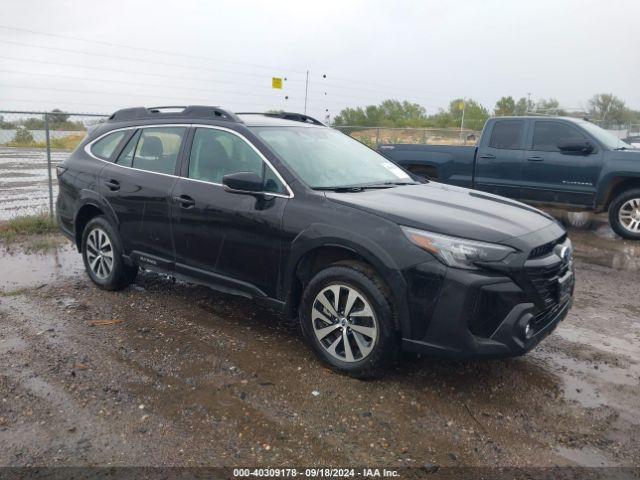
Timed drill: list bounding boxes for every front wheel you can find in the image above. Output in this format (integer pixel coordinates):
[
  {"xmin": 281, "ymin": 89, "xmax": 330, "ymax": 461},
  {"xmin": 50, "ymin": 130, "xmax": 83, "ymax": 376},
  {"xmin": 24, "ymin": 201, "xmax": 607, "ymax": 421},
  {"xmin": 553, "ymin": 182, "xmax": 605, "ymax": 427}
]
[
  {"xmin": 299, "ymin": 262, "xmax": 399, "ymax": 378},
  {"xmin": 609, "ymin": 189, "xmax": 640, "ymax": 240},
  {"xmin": 81, "ymin": 216, "xmax": 137, "ymax": 290}
]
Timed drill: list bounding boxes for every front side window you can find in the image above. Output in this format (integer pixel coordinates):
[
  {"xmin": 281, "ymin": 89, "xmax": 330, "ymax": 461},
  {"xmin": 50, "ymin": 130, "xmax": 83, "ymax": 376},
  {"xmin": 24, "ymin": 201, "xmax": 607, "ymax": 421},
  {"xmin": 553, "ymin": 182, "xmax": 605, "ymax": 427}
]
[
  {"xmin": 251, "ymin": 127, "xmax": 413, "ymax": 189},
  {"xmin": 91, "ymin": 130, "xmax": 127, "ymax": 160},
  {"xmin": 131, "ymin": 127, "xmax": 186, "ymax": 175},
  {"xmin": 533, "ymin": 122, "xmax": 586, "ymax": 152},
  {"xmin": 188, "ymin": 128, "xmax": 285, "ymax": 193},
  {"xmin": 489, "ymin": 120, "xmax": 524, "ymax": 150}
]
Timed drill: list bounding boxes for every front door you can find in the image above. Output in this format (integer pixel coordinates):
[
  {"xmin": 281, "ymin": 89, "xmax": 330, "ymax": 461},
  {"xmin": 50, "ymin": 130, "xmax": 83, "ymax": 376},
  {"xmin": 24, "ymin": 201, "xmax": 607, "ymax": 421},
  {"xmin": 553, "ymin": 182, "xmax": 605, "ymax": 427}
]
[
  {"xmin": 520, "ymin": 120, "xmax": 602, "ymax": 206},
  {"xmin": 474, "ymin": 119, "xmax": 526, "ymax": 198},
  {"xmin": 171, "ymin": 126, "xmax": 290, "ymax": 299},
  {"xmin": 100, "ymin": 126, "xmax": 187, "ymax": 268}
]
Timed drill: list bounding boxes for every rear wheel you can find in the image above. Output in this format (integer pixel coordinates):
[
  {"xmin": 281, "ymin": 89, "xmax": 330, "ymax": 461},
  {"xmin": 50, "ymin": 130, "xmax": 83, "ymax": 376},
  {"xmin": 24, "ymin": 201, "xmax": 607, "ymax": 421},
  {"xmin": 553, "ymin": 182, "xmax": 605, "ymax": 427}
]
[
  {"xmin": 81, "ymin": 216, "xmax": 137, "ymax": 290},
  {"xmin": 299, "ymin": 262, "xmax": 399, "ymax": 378},
  {"xmin": 609, "ymin": 189, "xmax": 640, "ymax": 240}
]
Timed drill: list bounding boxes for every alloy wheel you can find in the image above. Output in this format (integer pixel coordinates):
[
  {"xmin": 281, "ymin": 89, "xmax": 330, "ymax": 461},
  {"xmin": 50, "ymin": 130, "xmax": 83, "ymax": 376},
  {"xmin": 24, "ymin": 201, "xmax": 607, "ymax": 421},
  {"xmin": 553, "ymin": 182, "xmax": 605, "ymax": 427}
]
[
  {"xmin": 86, "ymin": 227, "xmax": 114, "ymax": 279},
  {"xmin": 618, "ymin": 198, "xmax": 640, "ymax": 233},
  {"xmin": 311, "ymin": 284, "xmax": 378, "ymax": 363}
]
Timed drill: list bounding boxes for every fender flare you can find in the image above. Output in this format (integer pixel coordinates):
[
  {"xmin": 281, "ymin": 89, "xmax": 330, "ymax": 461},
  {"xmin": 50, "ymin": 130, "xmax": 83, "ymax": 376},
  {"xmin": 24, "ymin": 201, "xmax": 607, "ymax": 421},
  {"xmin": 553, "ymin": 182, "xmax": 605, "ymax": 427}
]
[
  {"xmin": 73, "ymin": 190, "xmax": 120, "ymax": 248},
  {"xmin": 282, "ymin": 223, "xmax": 410, "ymax": 335}
]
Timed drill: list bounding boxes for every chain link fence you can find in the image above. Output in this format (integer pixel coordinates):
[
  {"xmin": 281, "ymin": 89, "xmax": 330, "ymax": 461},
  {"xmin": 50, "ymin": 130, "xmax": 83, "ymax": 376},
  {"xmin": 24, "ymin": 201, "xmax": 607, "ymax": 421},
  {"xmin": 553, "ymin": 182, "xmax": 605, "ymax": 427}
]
[
  {"xmin": 0, "ymin": 110, "xmax": 108, "ymax": 221},
  {"xmin": 0, "ymin": 112, "xmax": 480, "ymax": 222},
  {"xmin": 333, "ymin": 126, "xmax": 481, "ymax": 148}
]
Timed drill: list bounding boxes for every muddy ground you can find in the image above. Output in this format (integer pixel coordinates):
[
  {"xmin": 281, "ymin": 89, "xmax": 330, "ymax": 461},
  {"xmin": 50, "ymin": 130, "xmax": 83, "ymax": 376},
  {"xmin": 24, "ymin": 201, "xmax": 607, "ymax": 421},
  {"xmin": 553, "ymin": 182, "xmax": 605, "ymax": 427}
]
[{"xmin": 0, "ymin": 219, "xmax": 639, "ymax": 470}]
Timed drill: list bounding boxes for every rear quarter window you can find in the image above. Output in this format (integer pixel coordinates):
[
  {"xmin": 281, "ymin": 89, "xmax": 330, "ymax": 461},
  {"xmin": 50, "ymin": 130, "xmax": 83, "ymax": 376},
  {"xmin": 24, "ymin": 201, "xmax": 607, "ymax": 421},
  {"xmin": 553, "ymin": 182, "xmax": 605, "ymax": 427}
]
[{"xmin": 90, "ymin": 130, "xmax": 127, "ymax": 160}]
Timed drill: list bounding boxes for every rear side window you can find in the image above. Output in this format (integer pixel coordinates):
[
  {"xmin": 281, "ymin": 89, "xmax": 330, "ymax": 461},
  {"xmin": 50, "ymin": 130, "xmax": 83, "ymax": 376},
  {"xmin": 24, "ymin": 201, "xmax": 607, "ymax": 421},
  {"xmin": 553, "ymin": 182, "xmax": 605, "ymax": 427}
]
[
  {"xmin": 116, "ymin": 129, "xmax": 140, "ymax": 167},
  {"xmin": 131, "ymin": 127, "xmax": 186, "ymax": 175},
  {"xmin": 91, "ymin": 130, "xmax": 127, "ymax": 160},
  {"xmin": 489, "ymin": 120, "xmax": 524, "ymax": 149},
  {"xmin": 533, "ymin": 122, "xmax": 586, "ymax": 151}
]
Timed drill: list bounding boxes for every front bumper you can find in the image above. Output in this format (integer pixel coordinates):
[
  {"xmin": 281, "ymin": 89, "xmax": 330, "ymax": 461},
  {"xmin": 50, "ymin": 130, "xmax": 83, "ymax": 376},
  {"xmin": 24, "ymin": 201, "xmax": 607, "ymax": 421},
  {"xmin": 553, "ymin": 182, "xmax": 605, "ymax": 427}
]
[{"xmin": 400, "ymin": 245, "xmax": 574, "ymax": 359}]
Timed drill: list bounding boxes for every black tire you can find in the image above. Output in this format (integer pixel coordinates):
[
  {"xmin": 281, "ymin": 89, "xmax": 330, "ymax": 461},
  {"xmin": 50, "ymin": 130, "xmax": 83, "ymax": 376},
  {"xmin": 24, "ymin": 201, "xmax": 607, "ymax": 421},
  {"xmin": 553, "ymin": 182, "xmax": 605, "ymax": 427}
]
[
  {"xmin": 81, "ymin": 216, "xmax": 137, "ymax": 290},
  {"xmin": 609, "ymin": 188, "xmax": 640, "ymax": 240},
  {"xmin": 299, "ymin": 261, "xmax": 399, "ymax": 378}
]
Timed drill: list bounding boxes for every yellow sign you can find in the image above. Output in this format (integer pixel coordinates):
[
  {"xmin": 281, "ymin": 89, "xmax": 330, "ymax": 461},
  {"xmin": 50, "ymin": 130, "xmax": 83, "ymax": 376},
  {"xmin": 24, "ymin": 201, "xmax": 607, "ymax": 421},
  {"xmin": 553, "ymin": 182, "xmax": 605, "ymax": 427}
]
[
  {"xmin": 458, "ymin": 101, "xmax": 465, "ymax": 110},
  {"xmin": 272, "ymin": 77, "xmax": 283, "ymax": 89}
]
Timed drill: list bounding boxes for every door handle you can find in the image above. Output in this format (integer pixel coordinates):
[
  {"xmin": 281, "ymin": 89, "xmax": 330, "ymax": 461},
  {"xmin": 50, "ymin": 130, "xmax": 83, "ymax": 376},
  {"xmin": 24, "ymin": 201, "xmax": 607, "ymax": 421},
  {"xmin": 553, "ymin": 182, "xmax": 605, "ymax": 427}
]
[
  {"xmin": 104, "ymin": 179, "xmax": 120, "ymax": 191},
  {"xmin": 527, "ymin": 156, "xmax": 544, "ymax": 162},
  {"xmin": 479, "ymin": 153, "xmax": 496, "ymax": 159},
  {"xmin": 173, "ymin": 195, "xmax": 195, "ymax": 208}
]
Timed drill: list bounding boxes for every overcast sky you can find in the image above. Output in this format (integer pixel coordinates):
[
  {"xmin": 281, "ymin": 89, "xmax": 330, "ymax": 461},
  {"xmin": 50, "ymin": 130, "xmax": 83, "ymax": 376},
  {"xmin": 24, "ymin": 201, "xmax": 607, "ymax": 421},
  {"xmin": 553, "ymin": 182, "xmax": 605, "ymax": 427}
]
[{"xmin": 1, "ymin": 0, "xmax": 639, "ymax": 120}]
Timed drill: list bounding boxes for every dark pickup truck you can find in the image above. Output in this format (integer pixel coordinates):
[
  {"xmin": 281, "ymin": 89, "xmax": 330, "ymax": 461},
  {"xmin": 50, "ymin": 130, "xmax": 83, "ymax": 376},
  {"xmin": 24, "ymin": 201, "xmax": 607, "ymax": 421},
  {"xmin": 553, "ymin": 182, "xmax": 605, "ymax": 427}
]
[{"xmin": 379, "ymin": 116, "xmax": 640, "ymax": 239}]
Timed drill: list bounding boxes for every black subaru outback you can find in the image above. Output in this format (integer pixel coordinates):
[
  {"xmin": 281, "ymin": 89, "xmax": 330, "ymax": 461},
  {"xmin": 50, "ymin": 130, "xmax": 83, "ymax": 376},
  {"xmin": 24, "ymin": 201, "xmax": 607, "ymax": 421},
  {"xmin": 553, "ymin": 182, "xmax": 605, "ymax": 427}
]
[{"xmin": 57, "ymin": 106, "xmax": 574, "ymax": 377}]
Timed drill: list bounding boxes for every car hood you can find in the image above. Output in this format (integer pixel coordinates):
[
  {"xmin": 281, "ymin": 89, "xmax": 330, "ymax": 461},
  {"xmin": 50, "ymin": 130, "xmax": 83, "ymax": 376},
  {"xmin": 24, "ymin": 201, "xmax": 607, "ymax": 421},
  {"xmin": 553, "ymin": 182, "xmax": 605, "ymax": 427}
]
[{"xmin": 324, "ymin": 182, "xmax": 556, "ymax": 244}]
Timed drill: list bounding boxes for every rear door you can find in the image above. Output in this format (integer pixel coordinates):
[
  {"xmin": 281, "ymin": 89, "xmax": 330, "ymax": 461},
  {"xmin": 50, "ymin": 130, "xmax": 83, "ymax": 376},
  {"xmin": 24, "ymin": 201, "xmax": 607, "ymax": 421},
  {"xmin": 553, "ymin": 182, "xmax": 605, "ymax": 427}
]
[
  {"xmin": 475, "ymin": 119, "xmax": 526, "ymax": 198},
  {"xmin": 520, "ymin": 120, "xmax": 602, "ymax": 206},
  {"xmin": 100, "ymin": 125, "xmax": 187, "ymax": 269},
  {"xmin": 171, "ymin": 126, "xmax": 290, "ymax": 299}
]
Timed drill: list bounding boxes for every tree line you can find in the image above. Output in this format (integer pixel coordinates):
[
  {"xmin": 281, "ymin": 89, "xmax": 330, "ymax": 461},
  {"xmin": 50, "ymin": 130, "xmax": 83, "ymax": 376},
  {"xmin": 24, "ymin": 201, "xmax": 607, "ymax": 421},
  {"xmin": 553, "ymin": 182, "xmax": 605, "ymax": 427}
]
[
  {"xmin": 0, "ymin": 109, "xmax": 87, "ymax": 131},
  {"xmin": 332, "ymin": 94, "xmax": 640, "ymax": 130}
]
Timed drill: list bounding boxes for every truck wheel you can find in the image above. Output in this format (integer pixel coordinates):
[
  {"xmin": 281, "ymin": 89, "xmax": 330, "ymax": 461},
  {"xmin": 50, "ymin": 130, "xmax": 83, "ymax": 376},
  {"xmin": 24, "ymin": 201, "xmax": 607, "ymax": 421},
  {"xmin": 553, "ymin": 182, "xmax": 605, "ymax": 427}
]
[
  {"xmin": 299, "ymin": 261, "xmax": 399, "ymax": 378},
  {"xmin": 81, "ymin": 216, "xmax": 138, "ymax": 290},
  {"xmin": 609, "ymin": 189, "xmax": 640, "ymax": 240}
]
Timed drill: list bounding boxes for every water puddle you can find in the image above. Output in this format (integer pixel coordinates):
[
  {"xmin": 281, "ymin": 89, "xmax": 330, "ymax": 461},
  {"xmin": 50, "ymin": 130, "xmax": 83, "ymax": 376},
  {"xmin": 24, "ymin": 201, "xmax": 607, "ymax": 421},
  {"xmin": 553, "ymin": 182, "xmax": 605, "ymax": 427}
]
[
  {"xmin": 555, "ymin": 446, "xmax": 614, "ymax": 467},
  {"xmin": 556, "ymin": 325, "xmax": 640, "ymax": 360},
  {"xmin": 541, "ymin": 208, "xmax": 640, "ymax": 271},
  {"xmin": 0, "ymin": 241, "xmax": 84, "ymax": 292}
]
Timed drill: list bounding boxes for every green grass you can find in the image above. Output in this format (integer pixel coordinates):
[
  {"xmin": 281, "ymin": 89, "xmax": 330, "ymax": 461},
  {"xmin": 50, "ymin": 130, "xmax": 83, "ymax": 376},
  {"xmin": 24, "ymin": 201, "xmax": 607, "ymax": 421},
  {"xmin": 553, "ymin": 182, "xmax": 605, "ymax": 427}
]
[
  {"xmin": 0, "ymin": 214, "xmax": 58, "ymax": 242},
  {"xmin": 5, "ymin": 134, "xmax": 85, "ymax": 151}
]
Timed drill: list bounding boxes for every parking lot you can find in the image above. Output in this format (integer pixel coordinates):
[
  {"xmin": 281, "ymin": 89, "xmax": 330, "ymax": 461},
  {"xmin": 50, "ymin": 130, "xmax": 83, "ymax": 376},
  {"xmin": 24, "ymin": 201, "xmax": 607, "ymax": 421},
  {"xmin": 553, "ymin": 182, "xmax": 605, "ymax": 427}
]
[{"xmin": 0, "ymin": 216, "xmax": 638, "ymax": 469}]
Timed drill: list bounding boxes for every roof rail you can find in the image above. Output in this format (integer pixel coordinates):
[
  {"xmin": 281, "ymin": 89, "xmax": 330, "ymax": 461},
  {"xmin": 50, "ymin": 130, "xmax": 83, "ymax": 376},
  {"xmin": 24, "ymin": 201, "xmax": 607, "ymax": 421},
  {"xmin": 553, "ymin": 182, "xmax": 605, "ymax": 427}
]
[
  {"xmin": 108, "ymin": 105, "xmax": 242, "ymax": 123},
  {"xmin": 237, "ymin": 111, "xmax": 325, "ymax": 126}
]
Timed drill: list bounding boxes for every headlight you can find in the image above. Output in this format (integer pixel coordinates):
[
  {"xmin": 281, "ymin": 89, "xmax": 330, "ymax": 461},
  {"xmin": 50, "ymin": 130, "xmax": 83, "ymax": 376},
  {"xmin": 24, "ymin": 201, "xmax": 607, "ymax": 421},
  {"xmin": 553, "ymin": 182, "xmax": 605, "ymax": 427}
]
[{"xmin": 401, "ymin": 227, "xmax": 516, "ymax": 270}]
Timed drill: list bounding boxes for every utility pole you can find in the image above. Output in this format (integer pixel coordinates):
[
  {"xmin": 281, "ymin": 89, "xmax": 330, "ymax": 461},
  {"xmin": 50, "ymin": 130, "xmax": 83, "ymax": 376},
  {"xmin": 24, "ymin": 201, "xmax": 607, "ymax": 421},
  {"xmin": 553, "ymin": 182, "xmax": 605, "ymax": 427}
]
[
  {"xmin": 459, "ymin": 98, "xmax": 466, "ymax": 140},
  {"xmin": 304, "ymin": 70, "xmax": 309, "ymax": 114}
]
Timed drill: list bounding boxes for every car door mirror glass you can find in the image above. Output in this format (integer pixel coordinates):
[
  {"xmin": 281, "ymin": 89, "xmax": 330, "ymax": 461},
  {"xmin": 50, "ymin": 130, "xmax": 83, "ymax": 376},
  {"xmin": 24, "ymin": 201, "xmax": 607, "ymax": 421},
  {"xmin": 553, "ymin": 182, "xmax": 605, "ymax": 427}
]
[
  {"xmin": 222, "ymin": 171, "xmax": 264, "ymax": 193},
  {"xmin": 557, "ymin": 140, "xmax": 593, "ymax": 155}
]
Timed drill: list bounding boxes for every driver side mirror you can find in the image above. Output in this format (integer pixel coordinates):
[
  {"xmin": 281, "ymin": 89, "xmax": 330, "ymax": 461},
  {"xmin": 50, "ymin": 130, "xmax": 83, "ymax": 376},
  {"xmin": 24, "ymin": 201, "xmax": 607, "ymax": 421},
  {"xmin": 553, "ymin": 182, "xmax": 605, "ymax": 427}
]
[
  {"xmin": 558, "ymin": 140, "xmax": 593, "ymax": 155},
  {"xmin": 222, "ymin": 171, "xmax": 264, "ymax": 194}
]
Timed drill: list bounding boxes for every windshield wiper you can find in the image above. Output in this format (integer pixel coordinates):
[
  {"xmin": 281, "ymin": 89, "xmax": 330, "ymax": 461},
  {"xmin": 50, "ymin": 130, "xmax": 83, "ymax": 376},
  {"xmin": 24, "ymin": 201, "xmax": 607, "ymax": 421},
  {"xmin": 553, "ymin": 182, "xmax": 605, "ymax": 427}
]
[
  {"xmin": 314, "ymin": 184, "xmax": 395, "ymax": 192},
  {"xmin": 613, "ymin": 146, "xmax": 629, "ymax": 150},
  {"xmin": 314, "ymin": 181, "xmax": 421, "ymax": 192}
]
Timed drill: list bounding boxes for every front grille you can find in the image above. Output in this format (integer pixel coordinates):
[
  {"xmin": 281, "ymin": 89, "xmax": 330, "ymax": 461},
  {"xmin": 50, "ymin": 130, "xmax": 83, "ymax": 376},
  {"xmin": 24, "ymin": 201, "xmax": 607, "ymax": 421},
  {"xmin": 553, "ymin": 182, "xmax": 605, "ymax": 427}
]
[
  {"xmin": 526, "ymin": 260, "xmax": 570, "ymax": 309},
  {"xmin": 528, "ymin": 234, "xmax": 566, "ymax": 259}
]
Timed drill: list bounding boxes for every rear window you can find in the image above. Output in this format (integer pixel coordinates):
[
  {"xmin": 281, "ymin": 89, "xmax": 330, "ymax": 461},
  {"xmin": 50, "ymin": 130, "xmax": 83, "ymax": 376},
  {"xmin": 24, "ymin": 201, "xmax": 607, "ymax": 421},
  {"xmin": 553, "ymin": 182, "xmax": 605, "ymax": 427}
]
[
  {"xmin": 489, "ymin": 120, "xmax": 524, "ymax": 150},
  {"xmin": 91, "ymin": 130, "xmax": 127, "ymax": 160}
]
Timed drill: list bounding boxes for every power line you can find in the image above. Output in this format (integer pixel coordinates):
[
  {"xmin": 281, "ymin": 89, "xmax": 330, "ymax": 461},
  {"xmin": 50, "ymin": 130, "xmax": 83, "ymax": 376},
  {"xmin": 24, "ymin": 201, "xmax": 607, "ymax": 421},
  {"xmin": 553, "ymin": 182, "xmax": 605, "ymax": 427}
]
[
  {"xmin": 0, "ymin": 39, "xmax": 307, "ymax": 84},
  {"xmin": 0, "ymin": 56, "xmax": 440, "ymax": 110},
  {"xmin": 0, "ymin": 23, "xmax": 455, "ymax": 104},
  {"xmin": 0, "ymin": 69, "xmax": 295, "ymax": 101},
  {"xmin": 0, "ymin": 24, "xmax": 307, "ymax": 74},
  {"xmin": 0, "ymin": 83, "xmax": 302, "ymax": 110},
  {"xmin": 0, "ymin": 37, "xmax": 450, "ymax": 107},
  {"xmin": 0, "ymin": 55, "xmax": 305, "ymax": 93}
]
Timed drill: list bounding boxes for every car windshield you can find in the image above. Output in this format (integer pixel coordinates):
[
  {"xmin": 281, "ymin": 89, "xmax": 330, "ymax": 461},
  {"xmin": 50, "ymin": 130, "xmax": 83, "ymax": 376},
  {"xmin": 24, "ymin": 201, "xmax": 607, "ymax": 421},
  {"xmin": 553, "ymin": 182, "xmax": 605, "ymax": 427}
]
[
  {"xmin": 578, "ymin": 121, "xmax": 633, "ymax": 150},
  {"xmin": 251, "ymin": 126, "xmax": 414, "ymax": 189}
]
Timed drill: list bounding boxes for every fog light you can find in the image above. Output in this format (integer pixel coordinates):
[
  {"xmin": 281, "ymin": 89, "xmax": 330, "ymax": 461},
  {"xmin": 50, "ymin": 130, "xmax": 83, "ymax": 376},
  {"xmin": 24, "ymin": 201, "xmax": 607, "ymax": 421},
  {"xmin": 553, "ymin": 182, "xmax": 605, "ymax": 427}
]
[{"xmin": 524, "ymin": 323, "xmax": 533, "ymax": 339}]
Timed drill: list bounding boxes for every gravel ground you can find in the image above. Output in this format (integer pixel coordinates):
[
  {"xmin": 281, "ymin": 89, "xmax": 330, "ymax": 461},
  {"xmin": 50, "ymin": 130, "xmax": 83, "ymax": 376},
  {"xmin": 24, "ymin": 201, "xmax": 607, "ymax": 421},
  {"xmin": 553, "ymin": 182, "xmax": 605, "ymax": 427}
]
[{"xmin": 0, "ymin": 221, "xmax": 639, "ymax": 470}]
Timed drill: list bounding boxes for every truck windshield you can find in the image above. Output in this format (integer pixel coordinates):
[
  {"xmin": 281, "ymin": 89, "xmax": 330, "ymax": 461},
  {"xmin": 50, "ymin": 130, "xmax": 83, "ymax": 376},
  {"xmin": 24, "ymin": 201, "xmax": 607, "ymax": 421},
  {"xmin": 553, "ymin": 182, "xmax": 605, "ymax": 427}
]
[
  {"xmin": 251, "ymin": 127, "xmax": 414, "ymax": 189},
  {"xmin": 578, "ymin": 121, "xmax": 633, "ymax": 150}
]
